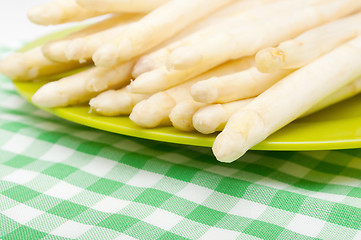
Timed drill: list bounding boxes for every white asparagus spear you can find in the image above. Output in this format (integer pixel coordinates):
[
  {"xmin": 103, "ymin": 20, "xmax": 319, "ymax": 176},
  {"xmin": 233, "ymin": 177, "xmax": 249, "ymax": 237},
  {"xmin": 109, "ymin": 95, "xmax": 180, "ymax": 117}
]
[
  {"xmin": 89, "ymin": 88, "xmax": 150, "ymax": 116},
  {"xmin": 193, "ymin": 99, "xmax": 254, "ymax": 134},
  {"xmin": 129, "ymin": 55, "xmax": 254, "ymax": 94},
  {"xmin": 32, "ymin": 69, "xmax": 99, "ymax": 107},
  {"xmin": 256, "ymin": 12, "xmax": 361, "ymax": 73},
  {"xmin": 128, "ymin": 0, "xmax": 331, "ymax": 94},
  {"xmin": 92, "ymin": 0, "xmax": 237, "ymax": 67},
  {"xmin": 191, "ymin": 67, "xmax": 292, "ymax": 104},
  {"xmin": 129, "ymin": 66, "xmax": 200, "ymax": 95},
  {"xmin": 166, "ymin": 0, "xmax": 361, "ymax": 72},
  {"xmin": 0, "ymin": 15, "xmax": 128, "ymax": 81},
  {"xmin": 0, "ymin": 47, "xmax": 88, "ymax": 81},
  {"xmin": 32, "ymin": 61, "xmax": 134, "ymax": 107},
  {"xmin": 132, "ymin": 50, "xmax": 169, "ymax": 79},
  {"xmin": 76, "ymin": 0, "xmax": 169, "ymax": 13},
  {"xmin": 0, "ymin": 19, "xmax": 110, "ymax": 81},
  {"xmin": 129, "ymin": 92, "xmax": 175, "ymax": 127},
  {"xmin": 131, "ymin": 0, "xmax": 280, "ymax": 77},
  {"xmin": 91, "ymin": 58, "xmax": 250, "ymax": 117},
  {"xmin": 213, "ymin": 35, "xmax": 361, "ymax": 163},
  {"xmin": 193, "ymin": 75, "xmax": 361, "ymax": 134},
  {"xmin": 42, "ymin": 13, "xmax": 145, "ymax": 62},
  {"xmin": 129, "ymin": 58, "xmax": 253, "ymax": 128},
  {"xmin": 27, "ymin": 0, "xmax": 108, "ymax": 25},
  {"xmin": 169, "ymin": 100, "xmax": 206, "ymax": 132},
  {"xmin": 302, "ymin": 76, "xmax": 361, "ymax": 117},
  {"xmin": 85, "ymin": 61, "xmax": 136, "ymax": 92}
]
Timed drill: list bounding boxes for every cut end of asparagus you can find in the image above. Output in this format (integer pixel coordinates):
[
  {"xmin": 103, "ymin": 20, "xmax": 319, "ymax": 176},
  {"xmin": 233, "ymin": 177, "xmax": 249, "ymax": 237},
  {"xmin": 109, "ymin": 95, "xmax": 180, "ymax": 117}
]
[
  {"xmin": 212, "ymin": 130, "xmax": 246, "ymax": 163},
  {"xmin": 255, "ymin": 48, "xmax": 285, "ymax": 73},
  {"xmin": 166, "ymin": 46, "xmax": 202, "ymax": 71},
  {"xmin": 190, "ymin": 79, "xmax": 219, "ymax": 104},
  {"xmin": 32, "ymin": 82, "xmax": 69, "ymax": 108},
  {"xmin": 92, "ymin": 43, "xmax": 121, "ymax": 67}
]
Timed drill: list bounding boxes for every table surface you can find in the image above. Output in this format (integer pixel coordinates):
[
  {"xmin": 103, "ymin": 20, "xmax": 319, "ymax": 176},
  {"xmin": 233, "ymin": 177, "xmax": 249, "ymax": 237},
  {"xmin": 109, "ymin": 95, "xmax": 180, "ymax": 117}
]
[{"xmin": 1, "ymin": 1, "xmax": 361, "ymax": 240}]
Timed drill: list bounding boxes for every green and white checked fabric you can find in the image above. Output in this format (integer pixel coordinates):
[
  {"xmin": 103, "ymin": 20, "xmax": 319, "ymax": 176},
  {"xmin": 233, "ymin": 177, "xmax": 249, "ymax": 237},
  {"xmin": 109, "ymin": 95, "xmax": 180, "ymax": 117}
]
[{"xmin": 1, "ymin": 48, "xmax": 361, "ymax": 240}]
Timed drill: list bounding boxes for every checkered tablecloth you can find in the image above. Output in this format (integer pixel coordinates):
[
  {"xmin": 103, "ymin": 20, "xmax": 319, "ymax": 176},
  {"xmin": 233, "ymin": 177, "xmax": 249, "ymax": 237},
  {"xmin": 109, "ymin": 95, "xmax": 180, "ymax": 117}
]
[{"xmin": 1, "ymin": 46, "xmax": 361, "ymax": 240}]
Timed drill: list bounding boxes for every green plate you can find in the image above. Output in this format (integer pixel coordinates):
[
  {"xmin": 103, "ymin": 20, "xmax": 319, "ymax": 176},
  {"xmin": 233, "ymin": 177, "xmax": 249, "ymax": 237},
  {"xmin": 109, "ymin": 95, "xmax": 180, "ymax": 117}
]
[{"xmin": 12, "ymin": 28, "xmax": 361, "ymax": 151}]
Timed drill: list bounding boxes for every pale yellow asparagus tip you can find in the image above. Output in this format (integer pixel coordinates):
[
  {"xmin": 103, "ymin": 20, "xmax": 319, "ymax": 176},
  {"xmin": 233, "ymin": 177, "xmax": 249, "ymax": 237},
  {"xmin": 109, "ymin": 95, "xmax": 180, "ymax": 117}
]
[
  {"xmin": 86, "ymin": 76, "xmax": 107, "ymax": 92},
  {"xmin": 32, "ymin": 82, "xmax": 69, "ymax": 108},
  {"xmin": 166, "ymin": 46, "xmax": 202, "ymax": 71},
  {"xmin": 192, "ymin": 104, "xmax": 228, "ymax": 134},
  {"xmin": 65, "ymin": 38, "xmax": 87, "ymax": 61},
  {"xmin": 42, "ymin": 40, "xmax": 71, "ymax": 63},
  {"xmin": 129, "ymin": 92, "xmax": 175, "ymax": 127},
  {"xmin": 213, "ymin": 110, "xmax": 265, "ymax": 162},
  {"xmin": 128, "ymin": 69, "xmax": 166, "ymax": 94},
  {"xmin": 92, "ymin": 43, "xmax": 122, "ymax": 67},
  {"xmin": 0, "ymin": 53, "xmax": 28, "ymax": 81},
  {"xmin": 193, "ymin": 98, "xmax": 254, "ymax": 134},
  {"xmin": 212, "ymin": 130, "xmax": 247, "ymax": 163},
  {"xmin": 190, "ymin": 78, "xmax": 219, "ymax": 103},
  {"xmin": 255, "ymin": 47, "xmax": 285, "ymax": 73},
  {"xmin": 89, "ymin": 88, "xmax": 150, "ymax": 116},
  {"xmin": 132, "ymin": 58, "xmax": 158, "ymax": 78},
  {"xmin": 169, "ymin": 101, "xmax": 205, "ymax": 132},
  {"xmin": 93, "ymin": 40, "xmax": 133, "ymax": 67},
  {"xmin": 67, "ymin": 35, "xmax": 112, "ymax": 62},
  {"xmin": 27, "ymin": 4, "xmax": 63, "ymax": 25},
  {"xmin": 170, "ymin": 114, "xmax": 194, "ymax": 131},
  {"xmin": 27, "ymin": 0, "xmax": 107, "ymax": 25},
  {"xmin": 89, "ymin": 90, "xmax": 132, "ymax": 116},
  {"xmin": 132, "ymin": 46, "xmax": 172, "ymax": 78}
]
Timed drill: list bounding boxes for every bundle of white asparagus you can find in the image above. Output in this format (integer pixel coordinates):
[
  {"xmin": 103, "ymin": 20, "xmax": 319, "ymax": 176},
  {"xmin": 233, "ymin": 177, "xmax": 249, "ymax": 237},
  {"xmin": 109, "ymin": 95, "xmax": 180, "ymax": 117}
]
[{"xmin": 1, "ymin": 0, "xmax": 361, "ymax": 162}]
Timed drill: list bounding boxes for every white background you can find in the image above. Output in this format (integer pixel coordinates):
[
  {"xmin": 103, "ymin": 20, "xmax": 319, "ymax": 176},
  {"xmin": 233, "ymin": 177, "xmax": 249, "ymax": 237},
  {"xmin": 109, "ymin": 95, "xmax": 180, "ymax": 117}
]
[{"xmin": 0, "ymin": 1, "xmax": 93, "ymax": 47}]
